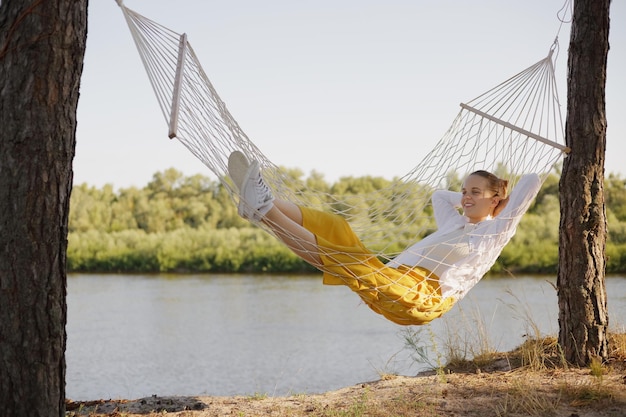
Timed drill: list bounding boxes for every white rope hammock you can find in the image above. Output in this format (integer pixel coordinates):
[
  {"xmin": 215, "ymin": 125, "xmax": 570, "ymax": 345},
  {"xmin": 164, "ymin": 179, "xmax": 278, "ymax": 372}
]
[{"xmin": 116, "ymin": 2, "xmax": 568, "ymax": 325}]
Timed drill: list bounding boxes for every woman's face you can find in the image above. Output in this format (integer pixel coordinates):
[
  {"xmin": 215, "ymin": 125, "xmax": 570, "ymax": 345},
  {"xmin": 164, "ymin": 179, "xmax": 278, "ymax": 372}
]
[{"xmin": 461, "ymin": 174, "xmax": 500, "ymax": 223}]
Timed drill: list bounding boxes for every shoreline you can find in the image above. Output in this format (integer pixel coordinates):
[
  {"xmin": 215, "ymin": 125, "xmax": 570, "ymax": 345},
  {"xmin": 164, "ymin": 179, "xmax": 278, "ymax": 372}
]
[{"xmin": 66, "ymin": 366, "xmax": 626, "ymax": 417}]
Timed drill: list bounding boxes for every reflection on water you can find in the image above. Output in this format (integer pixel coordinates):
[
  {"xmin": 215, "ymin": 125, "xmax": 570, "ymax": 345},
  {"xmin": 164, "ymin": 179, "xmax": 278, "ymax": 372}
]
[{"xmin": 66, "ymin": 274, "xmax": 626, "ymax": 400}]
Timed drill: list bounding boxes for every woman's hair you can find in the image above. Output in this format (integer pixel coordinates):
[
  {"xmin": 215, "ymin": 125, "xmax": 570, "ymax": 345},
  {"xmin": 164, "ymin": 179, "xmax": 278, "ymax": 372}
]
[{"xmin": 470, "ymin": 170, "xmax": 509, "ymax": 200}]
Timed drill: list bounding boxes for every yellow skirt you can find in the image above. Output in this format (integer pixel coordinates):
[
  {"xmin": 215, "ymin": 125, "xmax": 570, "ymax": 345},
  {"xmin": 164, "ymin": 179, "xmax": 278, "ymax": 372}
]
[{"xmin": 300, "ymin": 207, "xmax": 456, "ymax": 326}]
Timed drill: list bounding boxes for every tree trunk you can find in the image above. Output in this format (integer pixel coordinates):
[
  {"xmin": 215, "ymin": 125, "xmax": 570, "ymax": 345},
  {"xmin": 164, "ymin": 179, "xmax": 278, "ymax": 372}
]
[
  {"xmin": 0, "ymin": 1, "xmax": 87, "ymax": 415},
  {"xmin": 557, "ymin": 0, "xmax": 610, "ymax": 365}
]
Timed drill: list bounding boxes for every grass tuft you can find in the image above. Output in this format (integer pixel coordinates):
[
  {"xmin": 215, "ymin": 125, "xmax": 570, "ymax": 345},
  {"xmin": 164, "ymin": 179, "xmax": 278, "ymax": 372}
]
[
  {"xmin": 493, "ymin": 379, "xmax": 561, "ymax": 416},
  {"xmin": 562, "ymin": 378, "xmax": 615, "ymax": 407}
]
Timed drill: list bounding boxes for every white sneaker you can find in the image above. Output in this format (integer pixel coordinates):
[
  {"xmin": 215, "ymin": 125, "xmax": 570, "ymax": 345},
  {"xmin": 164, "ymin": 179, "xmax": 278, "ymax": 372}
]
[{"xmin": 228, "ymin": 152, "xmax": 274, "ymax": 221}]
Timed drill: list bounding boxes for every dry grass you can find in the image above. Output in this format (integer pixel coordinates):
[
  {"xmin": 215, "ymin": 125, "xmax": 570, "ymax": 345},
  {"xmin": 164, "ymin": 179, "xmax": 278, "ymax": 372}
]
[{"xmin": 608, "ymin": 331, "xmax": 626, "ymax": 363}]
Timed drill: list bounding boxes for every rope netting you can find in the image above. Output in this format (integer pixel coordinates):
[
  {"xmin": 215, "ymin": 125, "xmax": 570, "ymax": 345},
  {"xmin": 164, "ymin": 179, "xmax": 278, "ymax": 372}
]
[{"xmin": 117, "ymin": 2, "xmax": 568, "ymax": 325}]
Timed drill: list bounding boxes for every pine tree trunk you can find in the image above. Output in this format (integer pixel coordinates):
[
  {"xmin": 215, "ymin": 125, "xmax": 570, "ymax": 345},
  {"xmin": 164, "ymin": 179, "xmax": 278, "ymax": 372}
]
[
  {"xmin": 0, "ymin": 1, "xmax": 87, "ymax": 415},
  {"xmin": 557, "ymin": 0, "xmax": 610, "ymax": 365}
]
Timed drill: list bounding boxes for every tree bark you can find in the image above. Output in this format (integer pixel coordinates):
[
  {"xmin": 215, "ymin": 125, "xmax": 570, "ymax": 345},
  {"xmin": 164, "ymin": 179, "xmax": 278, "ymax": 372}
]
[
  {"xmin": 557, "ymin": 0, "xmax": 610, "ymax": 365},
  {"xmin": 0, "ymin": 1, "xmax": 87, "ymax": 415}
]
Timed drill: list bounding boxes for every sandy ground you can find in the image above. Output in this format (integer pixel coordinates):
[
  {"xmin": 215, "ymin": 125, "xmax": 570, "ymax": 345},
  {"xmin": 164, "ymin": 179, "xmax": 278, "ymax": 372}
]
[{"xmin": 66, "ymin": 364, "xmax": 626, "ymax": 417}]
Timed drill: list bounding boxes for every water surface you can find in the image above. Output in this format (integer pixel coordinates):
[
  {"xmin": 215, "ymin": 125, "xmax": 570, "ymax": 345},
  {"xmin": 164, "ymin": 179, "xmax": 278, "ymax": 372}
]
[{"xmin": 66, "ymin": 273, "xmax": 626, "ymax": 400}]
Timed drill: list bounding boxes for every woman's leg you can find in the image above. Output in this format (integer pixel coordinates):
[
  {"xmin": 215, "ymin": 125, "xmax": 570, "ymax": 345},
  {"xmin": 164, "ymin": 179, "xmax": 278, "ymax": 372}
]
[
  {"xmin": 261, "ymin": 203, "xmax": 322, "ymax": 267},
  {"xmin": 228, "ymin": 151, "xmax": 320, "ymax": 265},
  {"xmin": 272, "ymin": 199, "xmax": 304, "ymax": 224}
]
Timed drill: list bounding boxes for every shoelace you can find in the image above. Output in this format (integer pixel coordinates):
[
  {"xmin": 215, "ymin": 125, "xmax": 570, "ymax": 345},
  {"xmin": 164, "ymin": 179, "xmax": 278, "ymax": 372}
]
[{"xmin": 254, "ymin": 175, "xmax": 272, "ymax": 204}]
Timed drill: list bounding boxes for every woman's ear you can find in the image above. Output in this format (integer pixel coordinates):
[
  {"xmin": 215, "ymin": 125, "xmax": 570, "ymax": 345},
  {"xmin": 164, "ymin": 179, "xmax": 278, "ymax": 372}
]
[{"xmin": 492, "ymin": 196, "xmax": 510, "ymax": 217}]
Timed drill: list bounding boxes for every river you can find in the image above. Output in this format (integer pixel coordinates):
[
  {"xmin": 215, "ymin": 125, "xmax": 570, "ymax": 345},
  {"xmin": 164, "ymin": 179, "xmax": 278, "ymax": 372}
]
[{"xmin": 66, "ymin": 273, "xmax": 626, "ymax": 400}]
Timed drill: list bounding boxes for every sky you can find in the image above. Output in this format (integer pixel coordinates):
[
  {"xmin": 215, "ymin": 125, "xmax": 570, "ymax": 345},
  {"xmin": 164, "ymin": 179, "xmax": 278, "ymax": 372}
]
[{"xmin": 75, "ymin": 0, "xmax": 626, "ymax": 189}]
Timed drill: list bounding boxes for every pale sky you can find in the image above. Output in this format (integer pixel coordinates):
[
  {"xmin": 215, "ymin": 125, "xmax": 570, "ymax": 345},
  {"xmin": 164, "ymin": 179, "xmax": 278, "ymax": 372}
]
[{"xmin": 75, "ymin": 0, "xmax": 626, "ymax": 189}]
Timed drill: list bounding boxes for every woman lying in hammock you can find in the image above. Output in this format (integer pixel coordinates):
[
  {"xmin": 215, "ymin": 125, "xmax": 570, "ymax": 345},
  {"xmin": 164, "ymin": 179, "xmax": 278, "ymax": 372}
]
[{"xmin": 228, "ymin": 151, "xmax": 541, "ymax": 326}]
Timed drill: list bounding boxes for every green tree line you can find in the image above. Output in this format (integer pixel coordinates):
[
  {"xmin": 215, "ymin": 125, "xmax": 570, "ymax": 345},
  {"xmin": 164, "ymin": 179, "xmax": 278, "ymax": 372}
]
[{"xmin": 68, "ymin": 168, "xmax": 626, "ymax": 274}]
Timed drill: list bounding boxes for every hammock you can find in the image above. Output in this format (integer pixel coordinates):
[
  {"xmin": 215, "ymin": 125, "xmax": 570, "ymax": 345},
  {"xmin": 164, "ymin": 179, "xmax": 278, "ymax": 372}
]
[{"xmin": 116, "ymin": 1, "xmax": 568, "ymax": 325}]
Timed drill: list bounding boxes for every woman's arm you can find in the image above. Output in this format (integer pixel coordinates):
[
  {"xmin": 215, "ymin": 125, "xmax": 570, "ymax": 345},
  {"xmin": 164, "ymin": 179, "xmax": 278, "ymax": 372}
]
[
  {"xmin": 495, "ymin": 173, "xmax": 542, "ymax": 219},
  {"xmin": 431, "ymin": 190, "xmax": 463, "ymax": 228}
]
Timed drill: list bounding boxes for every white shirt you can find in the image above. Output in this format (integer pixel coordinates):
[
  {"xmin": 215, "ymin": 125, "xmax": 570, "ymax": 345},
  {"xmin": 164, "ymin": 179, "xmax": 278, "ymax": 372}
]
[{"xmin": 387, "ymin": 173, "xmax": 542, "ymax": 300}]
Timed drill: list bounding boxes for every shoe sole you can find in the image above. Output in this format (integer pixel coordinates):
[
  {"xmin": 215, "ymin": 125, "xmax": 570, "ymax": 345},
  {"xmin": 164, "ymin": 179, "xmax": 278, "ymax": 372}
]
[{"xmin": 227, "ymin": 151, "xmax": 250, "ymax": 191}]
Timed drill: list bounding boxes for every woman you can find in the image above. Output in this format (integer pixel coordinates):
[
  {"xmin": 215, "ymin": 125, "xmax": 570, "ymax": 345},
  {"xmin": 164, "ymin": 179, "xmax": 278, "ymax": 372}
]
[{"xmin": 228, "ymin": 151, "xmax": 541, "ymax": 325}]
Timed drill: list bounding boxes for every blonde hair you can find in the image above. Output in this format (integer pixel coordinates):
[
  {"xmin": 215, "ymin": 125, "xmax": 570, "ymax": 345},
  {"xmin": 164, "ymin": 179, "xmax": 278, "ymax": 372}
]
[{"xmin": 469, "ymin": 170, "xmax": 509, "ymax": 199}]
